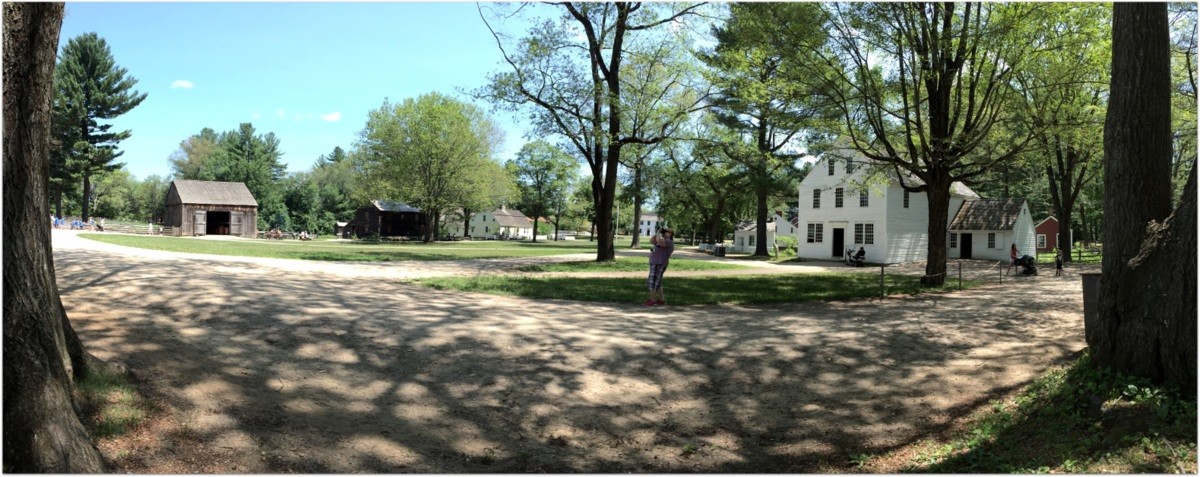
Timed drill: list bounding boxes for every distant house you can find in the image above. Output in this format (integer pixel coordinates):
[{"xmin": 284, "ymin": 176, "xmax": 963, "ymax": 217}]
[
  {"xmin": 795, "ymin": 148, "xmax": 981, "ymax": 263},
  {"xmin": 334, "ymin": 221, "xmax": 348, "ymax": 237},
  {"xmin": 731, "ymin": 213, "xmax": 794, "ymax": 254},
  {"xmin": 468, "ymin": 205, "xmax": 533, "ymax": 240},
  {"xmin": 637, "ymin": 213, "xmax": 661, "ymax": 236},
  {"xmin": 947, "ymin": 198, "xmax": 1037, "ymax": 261},
  {"xmin": 343, "ymin": 200, "xmax": 425, "ymax": 239},
  {"xmin": 164, "ymin": 180, "xmax": 258, "ymax": 237},
  {"xmin": 1034, "ymin": 216, "xmax": 1065, "ymax": 253}
]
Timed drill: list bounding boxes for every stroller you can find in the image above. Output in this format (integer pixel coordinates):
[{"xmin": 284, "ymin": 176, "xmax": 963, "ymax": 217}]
[
  {"xmin": 1014, "ymin": 254, "xmax": 1038, "ymax": 276},
  {"xmin": 845, "ymin": 248, "xmax": 865, "ymax": 267}
]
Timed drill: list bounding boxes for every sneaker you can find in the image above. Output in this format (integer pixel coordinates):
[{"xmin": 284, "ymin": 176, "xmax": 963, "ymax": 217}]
[
  {"xmin": 655, "ymin": 300, "xmax": 665, "ymax": 306},
  {"xmin": 643, "ymin": 300, "xmax": 656, "ymax": 307}
]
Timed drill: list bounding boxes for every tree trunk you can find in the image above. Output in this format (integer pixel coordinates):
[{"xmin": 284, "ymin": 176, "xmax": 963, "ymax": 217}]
[
  {"xmin": 629, "ymin": 165, "xmax": 643, "ymax": 249},
  {"xmin": 3, "ymin": 3, "xmax": 108, "ymax": 471},
  {"xmin": 81, "ymin": 173, "xmax": 91, "ymax": 222},
  {"xmin": 922, "ymin": 178, "xmax": 952, "ymax": 286},
  {"xmin": 1095, "ymin": 2, "xmax": 1195, "ymax": 396},
  {"xmin": 753, "ymin": 183, "xmax": 769, "ymax": 256}
]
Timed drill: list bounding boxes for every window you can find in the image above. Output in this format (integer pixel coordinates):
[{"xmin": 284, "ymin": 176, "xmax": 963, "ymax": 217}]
[
  {"xmin": 749, "ymin": 236, "xmax": 756, "ymax": 247},
  {"xmin": 827, "ymin": 159, "xmax": 835, "ymax": 175},
  {"xmin": 988, "ymin": 232, "xmax": 996, "ymax": 249},
  {"xmin": 1037, "ymin": 234, "xmax": 1047, "ymax": 248},
  {"xmin": 903, "ymin": 190, "xmax": 910, "ymax": 208},
  {"xmin": 485, "ymin": 226, "xmax": 490, "ymax": 233},
  {"xmin": 846, "ymin": 159, "xmax": 856, "ymax": 174},
  {"xmin": 812, "ymin": 189, "xmax": 821, "ymax": 209},
  {"xmin": 807, "ymin": 223, "xmax": 824, "ymax": 243},
  {"xmin": 950, "ymin": 233, "xmax": 958, "ymax": 248},
  {"xmin": 859, "ymin": 189, "xmax": 869, "ymax": 207},
  {"xmin": 835, "ymin": 188, "xmax": 844, "ymax": 208},
  {"xmin": 854, "ymin": 223, "xmax": 875, "ymax": 245},
  {"xmin": 738, "ymin": 237, "xmax": 744, "ymax": 248}
]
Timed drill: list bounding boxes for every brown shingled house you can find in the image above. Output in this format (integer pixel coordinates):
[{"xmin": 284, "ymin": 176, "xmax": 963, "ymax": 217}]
[
  {"xmin": 947, "ymin": 198, "xmax": 1036, "ymax": 261},
  {"xmin": 343, "ymin": 200, "xmax": 426, "ymax": 239},
  {"xmin": 164, "ymin": 180, "xmax": 259, "ymax": 237}
]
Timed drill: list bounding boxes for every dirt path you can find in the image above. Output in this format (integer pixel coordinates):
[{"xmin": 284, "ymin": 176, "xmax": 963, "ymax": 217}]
[{"xmin": 55, "ymin": 231, "xmax": 1091, "ymax": 472}]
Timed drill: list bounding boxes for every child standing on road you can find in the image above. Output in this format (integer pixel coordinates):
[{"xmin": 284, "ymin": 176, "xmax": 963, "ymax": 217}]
[
  {"xmin": 1055, "ymin": 248, "xmax": 1063, "ymax": 276},
  {"xmin": 645, "ymin": 227, "xmax": 675, "ymax": 307}
]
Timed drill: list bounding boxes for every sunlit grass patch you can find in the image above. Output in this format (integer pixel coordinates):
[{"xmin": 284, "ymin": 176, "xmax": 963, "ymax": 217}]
[
  {"xmin": 77, "ymin": 368, "xmax": 152, "ymax": 439},
  {"xmin": 415, "ymin": 273, "xmax": 978, "ymax": 305},
  {"xmin": 79, "ymin": 233, "xmax": 599, "ymax": 261},
  {"xmin": 853, "ymin": 350, "xmax": 1197, "ymax": 473},
  {"xmin": 514, "ymin": 257, "xmax": 743, "ymax": 273}
]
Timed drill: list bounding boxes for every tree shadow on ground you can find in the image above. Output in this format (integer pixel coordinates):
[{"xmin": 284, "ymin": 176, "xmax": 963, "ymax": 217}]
[{"xmin": 54, "ymin": 246, "xmax": 1085, "ymax": 472}]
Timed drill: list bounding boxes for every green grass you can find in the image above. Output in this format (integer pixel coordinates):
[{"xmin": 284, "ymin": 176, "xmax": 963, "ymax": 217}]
[
  {"xmin": 515, "ymin": 257, "xmax": 744, "ymax": 273},
  {"xmin": 76, "ymin": 368, "xmax": 152, "ymax": 439},
  {"xmin": 415, "ymin": 272, "xmax": 978, "ymax": 305},
  {"xmin": 856, "ymin": 350, "xmax": 1196, "ymax": 473},
  {"xmin": 80, "ymin": 233, "xmax": 600, "ymax": 261}
]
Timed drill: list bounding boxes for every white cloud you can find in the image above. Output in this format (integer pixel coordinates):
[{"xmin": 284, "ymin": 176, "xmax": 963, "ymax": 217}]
[
  {"xmin": 320, "ymin": 111, "xmax": 342, "ymax": 122},
  {"xmin": 171, "ymin": 80, "xmax": 194, "ymax": 89},
  {"xmin": 250, "ymin": 112, "xmax": 262, "ymax": 120},
  {"xmin": 275, "ymin": 109, "xmax": 286, "ymax": 119}
]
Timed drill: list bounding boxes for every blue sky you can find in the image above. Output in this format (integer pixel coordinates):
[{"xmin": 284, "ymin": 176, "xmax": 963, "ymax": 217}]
[{"xmin": 60, "ymin": 2, "xmax": 534, "ymax": 180}]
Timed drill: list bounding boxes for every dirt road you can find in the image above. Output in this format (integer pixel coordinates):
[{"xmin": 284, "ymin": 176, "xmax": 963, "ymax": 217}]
[{"xmin": 54, "ymin": 231, "xmax": 1090, "ymax": 472}]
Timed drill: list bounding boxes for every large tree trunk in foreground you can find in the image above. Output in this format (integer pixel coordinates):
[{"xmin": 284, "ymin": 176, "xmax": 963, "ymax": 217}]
[
  {"xmin": 3, "ymin": 2, "xmax": 108, "ymax": 471},
  {"xmin": 1095, "ymin": 2, "xmax": 1196, "ymax": 397}
]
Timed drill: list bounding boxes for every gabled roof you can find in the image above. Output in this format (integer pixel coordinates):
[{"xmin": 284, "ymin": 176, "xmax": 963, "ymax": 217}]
[
  {"xmin": 1035, "ymin": 216, "xmax": 1059, "ymax": 227},
  {"xmin": 640, "ymin": 213, "xmax": 660, "ymax": 221},
  {"xmin": 813, "ymin": 143, "xmax": 980, "ymax": 199},
  {"xmin": 372, "ymin": 200, "xmax": 420, "ymax": 213},
  {"xmin": 735, "ymin": 218, "xmax": 775, "ymax": 232},
  {"xmin": 493, "ymin": 208, "xmax": 532, "ymax": 228},
  {"xmin": 171, "ymin": 180, "xmax": 258, "ymax": 207},
  {"xmin": 949, "ymin": 198, "xmax": 1026, "ymax": 231}
]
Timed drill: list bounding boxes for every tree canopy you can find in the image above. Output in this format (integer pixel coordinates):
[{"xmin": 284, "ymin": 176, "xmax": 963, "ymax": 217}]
[
  {"xmin": 52, "ymin": 32, "xmax": 147, "ymax": 222},
  {"xmin": 353, "ymin": 92, "xmax": 504, "ymax": 242}
]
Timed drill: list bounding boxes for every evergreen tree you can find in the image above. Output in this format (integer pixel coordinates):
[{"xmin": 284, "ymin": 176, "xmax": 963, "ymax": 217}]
[{"xmin": 52, "ymin": 32, "xmax": 146, "ymax": 222}]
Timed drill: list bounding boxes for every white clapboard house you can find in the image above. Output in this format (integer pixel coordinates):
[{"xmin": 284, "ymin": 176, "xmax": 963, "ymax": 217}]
[
  {"xmin": 731, "ymin": 212, "xmax": 795, "ymax": 254},
  {"xmin": 794, "ymin": 147, "xmax": 1035, "ymax": 264}
]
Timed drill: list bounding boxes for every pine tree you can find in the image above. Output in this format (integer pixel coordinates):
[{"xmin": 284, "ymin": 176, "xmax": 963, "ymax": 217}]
[{"xmin": 53, "ymin": 32, "xmax": 146, "ymax": 221}]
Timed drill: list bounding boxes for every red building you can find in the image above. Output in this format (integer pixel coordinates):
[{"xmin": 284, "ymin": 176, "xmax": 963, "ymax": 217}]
[{"xmin": 1034, "ymin": 216, "xmax": 1065, "ymax": 253}]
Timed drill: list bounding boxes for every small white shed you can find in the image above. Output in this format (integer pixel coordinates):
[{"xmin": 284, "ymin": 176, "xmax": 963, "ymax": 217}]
[{"xmin": 947, "ymin": 198, "xmax": 1037, "ymax": 261}]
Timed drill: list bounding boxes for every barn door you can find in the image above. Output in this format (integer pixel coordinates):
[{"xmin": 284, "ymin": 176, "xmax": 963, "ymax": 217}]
[
  {"xmin": 193, "ymin": 210, "xmax": 207, "ymax": 236},
  {"xmin": 230, "ymin": 211, "xmax": 243, "ymax": 236}
]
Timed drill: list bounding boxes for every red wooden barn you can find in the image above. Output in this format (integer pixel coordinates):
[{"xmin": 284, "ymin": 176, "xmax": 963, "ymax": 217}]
[{"xmin": 1034, "ymin": 216, "xmax": 1064, "ymax": 253}]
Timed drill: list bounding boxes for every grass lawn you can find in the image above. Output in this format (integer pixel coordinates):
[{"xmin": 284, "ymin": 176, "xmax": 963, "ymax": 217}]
[
  {"xmin": 858, "ymin": 350, "xmax": 1197, "ymax": 473},
  {"xmin": 79, "ymin": 233, "xmax": 601, "ymax": 261},
  {"xmin": 415, "ymin": 272, "xmax": 978, "ymax": 305},
  {"xmin": 515, "ymin": 257, "xmax": 744, "ymax": 273}
]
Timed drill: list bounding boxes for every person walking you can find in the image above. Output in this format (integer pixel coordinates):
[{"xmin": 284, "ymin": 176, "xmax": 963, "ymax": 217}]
[
  {"xmin": 1007, "ymin": 243, "xmax": 1019, "ymax": 276},
  {"xmin": 1054, "ymin": 248, "xmax": 1063, "ymax": 276},
  {"xmin": 645, "ymin": 227, "xmax": 675, "ymax": 307}
]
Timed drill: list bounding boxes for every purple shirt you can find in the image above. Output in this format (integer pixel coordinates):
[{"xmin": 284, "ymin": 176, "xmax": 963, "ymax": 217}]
[{"xmin": 649, "ymin": 236, "xmax": 674, "ymax": 265}]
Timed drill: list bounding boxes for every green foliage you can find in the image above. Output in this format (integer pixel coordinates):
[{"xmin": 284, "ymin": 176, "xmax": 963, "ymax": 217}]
[
  {"xmin": 509, "ymin": 141, "xmax": 579, "ymax": 240},
  {"xmin": 52, "ymin": 32, "xmax": 147, "ymax": 220},
  {"xmin": 354, "ymin": 92, "xmax": 505, "ymax": 241}
]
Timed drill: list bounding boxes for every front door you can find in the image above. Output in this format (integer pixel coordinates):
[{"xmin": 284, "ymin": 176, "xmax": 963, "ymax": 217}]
[
  {"xmin": 832, "ymin": 228, "xmax": 845, "ymax": 257},
  {"xmin": 230, "ymin": 211, "xmax": 243, "ymax": 236},
  {"xmin": 961, "ymin": 233, "xmax": 973, "ymax": 259},
  {"xmin": 193, "ymin": 210, "xmax": 207, "ymax": 236}
]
